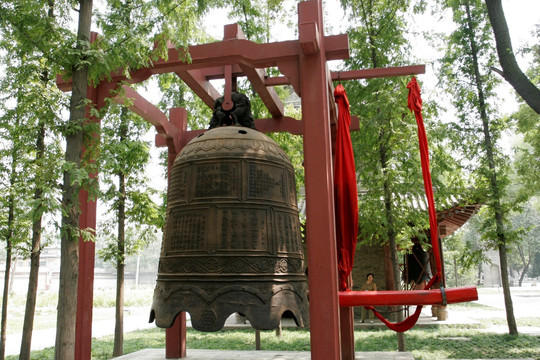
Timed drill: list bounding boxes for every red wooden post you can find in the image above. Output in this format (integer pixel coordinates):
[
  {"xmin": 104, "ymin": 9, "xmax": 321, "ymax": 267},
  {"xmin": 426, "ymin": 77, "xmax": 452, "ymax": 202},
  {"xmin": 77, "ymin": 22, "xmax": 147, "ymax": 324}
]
[
  {"xmin": 340, "ymin": 274, "xmax": 355, "ymax": 359},
  {"xmin": 339, "ymin": 306, "xmax": 355, "ymax": 360},
  {"xmin": 75, "ymin": 179, "xmax": 97, "ymax": 360},
  {"xmin": 166, "ymin": 314, "xmax": 186, "ymax": 359},
  {"xmin": 298, "ymin": 2, "xmax": 341, "ymax": 359},
  {"xmin": 75, "ymin": 164, "xmax": 97, "ymax": 359},
  {"xmin": 75, "ymin": 66, "xmax": 101, "ymax": 360},
  {"xmin": 165, "ymin": 107, "xmax": 188, "ymax": 359}
]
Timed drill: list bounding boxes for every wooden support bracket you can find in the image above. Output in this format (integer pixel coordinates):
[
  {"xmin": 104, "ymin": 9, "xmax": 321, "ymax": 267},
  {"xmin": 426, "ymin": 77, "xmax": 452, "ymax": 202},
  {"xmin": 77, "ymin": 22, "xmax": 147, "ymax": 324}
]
[
  {"xmin": 175, "ymin": 69, "xmax": 221, "ymax": 108},
  {"xmin": 239, "ymin": 64, "xmax": 284, "ymax": 118},
  {"xmin": 299, "ymin": 21, "xmax": 320, "ymax": 55}
]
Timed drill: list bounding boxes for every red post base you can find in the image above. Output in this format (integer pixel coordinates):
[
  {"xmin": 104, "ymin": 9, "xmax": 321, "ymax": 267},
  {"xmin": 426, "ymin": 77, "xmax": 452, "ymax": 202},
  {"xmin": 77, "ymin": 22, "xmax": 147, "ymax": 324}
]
[{"xmin": 165, "ymin": 313, "xmax": 187, "ymax": 359}]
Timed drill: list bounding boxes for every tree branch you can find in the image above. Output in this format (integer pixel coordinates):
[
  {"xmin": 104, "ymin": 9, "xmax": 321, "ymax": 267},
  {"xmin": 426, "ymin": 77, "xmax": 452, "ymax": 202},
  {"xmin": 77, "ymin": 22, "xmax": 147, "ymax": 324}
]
[{"xmin": 485, "ymin": 0, "xmax": 540, "ymax": 114}]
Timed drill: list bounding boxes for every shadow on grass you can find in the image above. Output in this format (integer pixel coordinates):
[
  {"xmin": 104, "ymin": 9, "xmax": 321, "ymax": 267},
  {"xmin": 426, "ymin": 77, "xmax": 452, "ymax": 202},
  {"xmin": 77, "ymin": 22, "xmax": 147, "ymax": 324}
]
[{"xmin": 9, "ymin": 326, "xmax": 540, "ymax": 360}]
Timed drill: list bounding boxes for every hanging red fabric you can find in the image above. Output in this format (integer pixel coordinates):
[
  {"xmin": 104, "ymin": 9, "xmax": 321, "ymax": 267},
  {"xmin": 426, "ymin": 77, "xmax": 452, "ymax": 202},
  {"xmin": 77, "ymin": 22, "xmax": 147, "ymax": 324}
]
[
  {"xmin": 362, "ymin": 77, "xmax": 441, "ymax": 332},
  {"xmin": 406, "ymin": 77, "xmax": 442, "ymax": 287},
  {"xmin": 333, "ymin": 84, "xmax": 359, "ymax": 291}
]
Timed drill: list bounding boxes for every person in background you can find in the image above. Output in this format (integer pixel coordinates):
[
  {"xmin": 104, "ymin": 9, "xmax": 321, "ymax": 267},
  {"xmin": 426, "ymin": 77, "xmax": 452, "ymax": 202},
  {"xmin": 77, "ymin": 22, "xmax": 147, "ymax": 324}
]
[{"xmin": 361, "ymin": 273, "xmax": 377, "ymax": 323}]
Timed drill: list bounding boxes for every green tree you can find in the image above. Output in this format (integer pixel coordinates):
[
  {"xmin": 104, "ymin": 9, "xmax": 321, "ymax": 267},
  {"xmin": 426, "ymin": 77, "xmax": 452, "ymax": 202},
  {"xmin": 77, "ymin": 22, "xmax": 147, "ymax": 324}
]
[
  {"xmin": 439, "ymin": 0, "xmax": 518, "ymax": 335},
  {"xmin": 507, "ymin": 199, "xmax": 540, "ymax": 286},
  {"xmin": 97, "ymin": 103, "xmax": 163, "ymax": 357},
  {"xmin": 2, "ymin": 0, "xmax": 219, "ymax": 356},
  {"xmin": 226, "ymin": 0, "xmax": 290, "ymax": 43},
  {"xmin": 54, "ymin": 1, "xmax": 94, "ymax": 357},
  {"xmin": 0, "ymin": 3, "xmax": 66, "ymax": 358},
  {"xmin": 532, "ymin": 252, "xmax": 540, "ymax": 279},
  {"xmin": 0, "ymin": 105, "xmax": 33, "ymax": 360},
  {"xmin": 443, "ymin": 229, "xmax": 483, "ymax": 287},
  {"xmin": 341, "ymin": 0, "xmax": 418, "ymax": 351}
]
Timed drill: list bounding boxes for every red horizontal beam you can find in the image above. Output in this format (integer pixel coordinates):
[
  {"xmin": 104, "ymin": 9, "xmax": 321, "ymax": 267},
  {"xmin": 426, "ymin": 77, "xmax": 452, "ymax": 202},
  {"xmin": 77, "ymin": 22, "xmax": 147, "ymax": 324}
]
[
  {"xmin": 339, "ymin": 286, "xmax": 478, "ymax": 307},
  {"xmin": 331, "ymin": 65, "xmax": 426, "ymax": 81}
]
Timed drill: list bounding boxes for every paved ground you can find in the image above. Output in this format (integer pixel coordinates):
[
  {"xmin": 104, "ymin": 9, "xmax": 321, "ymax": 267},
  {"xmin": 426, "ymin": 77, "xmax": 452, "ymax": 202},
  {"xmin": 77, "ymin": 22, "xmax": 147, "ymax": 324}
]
[
  {"xmin": 115, "ymin": 349, "xmax": 416, "ymax": 360},
  {"xmin": 5, "ymin": 286, "xmax": 540, "ymax": 358}
]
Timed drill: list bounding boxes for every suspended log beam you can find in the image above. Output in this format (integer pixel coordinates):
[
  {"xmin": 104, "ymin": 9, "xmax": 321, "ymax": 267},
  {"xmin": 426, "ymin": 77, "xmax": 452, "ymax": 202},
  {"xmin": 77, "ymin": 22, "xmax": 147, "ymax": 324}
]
[{"xmin": 339, "ymin": 286, "xmax": 478, "ymax": 307}]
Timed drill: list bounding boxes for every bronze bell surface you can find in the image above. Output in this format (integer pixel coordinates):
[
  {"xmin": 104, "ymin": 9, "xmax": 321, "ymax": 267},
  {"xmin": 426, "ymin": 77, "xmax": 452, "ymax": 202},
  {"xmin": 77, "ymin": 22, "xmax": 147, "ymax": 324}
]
[{"xmin": 150, "ymin": 94, "xmax": 309, "ymax": 332}]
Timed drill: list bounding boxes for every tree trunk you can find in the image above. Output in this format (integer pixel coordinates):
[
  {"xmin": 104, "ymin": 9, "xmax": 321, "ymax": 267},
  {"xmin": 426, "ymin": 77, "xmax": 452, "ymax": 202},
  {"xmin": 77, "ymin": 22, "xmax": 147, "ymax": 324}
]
[
  {"xmin": 0, "ymin": 136, "xmax": 20, "ymax": 360},
  {"xmin": 55, "ymin": 1, "xmax": 93, "ymax": 359},
  {"xmin": 113, "ymin": 109, "xmax": 128, "ymax": 357},
  {"xmin": 112, "ymin": 172, "xmax": 126, "ymax": 357},
  {"xmin": 19, "ymin": 120, "xmax": 46, "ymax": 360},
  {"xmin": 0, "ymin": 245, "xmax": 12, "ymax": 360},
  {"xmin": 113, "ymin": 228, "xmax": 125, "ymax": 357},
  {"xmin": 454, "ymin": 257, "xmax": 458, "ymax": 288},
  {"xmin": 484, "ymin": 0, "xmax": 540, "ymax": 114},
  {"xmin": 379, "ymin": 135, "xmax": 406, "ymax": 352},
  {"xmin": 498, "ymin": 244, "xmax": 518, "ymax": 334},
  {"xmin": 517, "ymin": 244, "xmax": 530, "ymax": 287},
  {"xmin": 464, "ymin": 1, "xmax": 518, "ymax": 336},
  {"xmin": 367, "ymin": 7, "xmax": 406, "ymax": 344},
  {"xmin": 477, "ymin": 262, "xmax": 483, "ymax": 286}
]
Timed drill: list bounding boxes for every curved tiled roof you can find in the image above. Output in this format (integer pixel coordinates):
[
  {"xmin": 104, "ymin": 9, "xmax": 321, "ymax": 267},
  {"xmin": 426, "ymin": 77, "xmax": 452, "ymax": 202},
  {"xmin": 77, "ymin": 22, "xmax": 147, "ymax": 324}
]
[{"xmin": 297, "ymin": 189, "xmax": 481, "ymax": 238}]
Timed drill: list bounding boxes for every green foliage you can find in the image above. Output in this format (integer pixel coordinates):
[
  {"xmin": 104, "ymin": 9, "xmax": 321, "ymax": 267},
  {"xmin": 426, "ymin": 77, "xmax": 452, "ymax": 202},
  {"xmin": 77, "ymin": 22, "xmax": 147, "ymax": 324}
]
[
  {"xmin": 339, "ymin": 0, "xmax": 466, "ymax": 251},
  {"xmin": 224, "ymin": 0, "xmax": 290, "ymax": 42},
  {"xmin": 97, "ymin": 103, "xmax": 164, "ymax": 267},
  {"xmin": 437, "ymin": 0, "xmax": 523, "ymax": 264},
  {"xmin": 532, "ymin": 252, "xmax": 540, "ymax": 278},
  {"xmin": 342, "ymin": 0, "xmax": 416, "ymax": 247},
  {"xmin": 155, "ymin": 72, "xmax": 213, "ymax": 129},
  {"xmin": 342, "ymin": 0, "xmax": 411, "ymax": 69},
  {"xmin": 0, "ymin": 6, "xmax": 65, "ymax": 259},
  {"xmin": 506, "ymin": 199, "xmax": 540, "ymax": 280},
  {"xmin": 443, "ymin": 230, "xmax": 482, "ymax": 286}
]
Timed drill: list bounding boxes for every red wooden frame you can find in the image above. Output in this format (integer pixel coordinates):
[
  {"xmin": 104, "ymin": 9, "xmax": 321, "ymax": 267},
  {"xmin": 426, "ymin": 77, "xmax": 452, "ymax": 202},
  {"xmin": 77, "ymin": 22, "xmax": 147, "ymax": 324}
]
[{"xmin": 56, "ymin": 1, "xmax": 432, "ymax": 359}]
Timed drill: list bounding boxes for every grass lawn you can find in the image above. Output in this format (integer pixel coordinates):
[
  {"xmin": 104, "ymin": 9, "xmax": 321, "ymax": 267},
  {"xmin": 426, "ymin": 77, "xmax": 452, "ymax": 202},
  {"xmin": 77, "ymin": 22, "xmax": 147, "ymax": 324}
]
[
  {"xmin": 5, "ymin": 288, "xmax": 540, "ymax": 359},
  {"xmin": 9, "ymin": 325, "xmax": 539, "ymax": 360}
]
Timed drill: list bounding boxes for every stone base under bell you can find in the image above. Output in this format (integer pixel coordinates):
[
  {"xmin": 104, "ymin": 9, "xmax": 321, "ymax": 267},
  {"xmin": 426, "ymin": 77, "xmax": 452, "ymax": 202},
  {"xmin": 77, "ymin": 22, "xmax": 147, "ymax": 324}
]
[{"xmin": 149, "ymin": 280, "xmax": 309, "ymax": 332}]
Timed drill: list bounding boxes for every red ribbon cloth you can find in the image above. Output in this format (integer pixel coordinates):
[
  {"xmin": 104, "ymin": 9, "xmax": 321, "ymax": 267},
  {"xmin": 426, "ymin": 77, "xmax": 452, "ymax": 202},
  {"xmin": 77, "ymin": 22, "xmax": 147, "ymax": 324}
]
[
  {"xmin": 406, "ymin": 77, "xmax": 442, "ymax": 287},
  {"xmin": 365, "ymin": 305, "xmax": 423, "ymax": 333},
  {"xmin": 333, "ymin": 84, "xmax": 359, "ymax": 291}
]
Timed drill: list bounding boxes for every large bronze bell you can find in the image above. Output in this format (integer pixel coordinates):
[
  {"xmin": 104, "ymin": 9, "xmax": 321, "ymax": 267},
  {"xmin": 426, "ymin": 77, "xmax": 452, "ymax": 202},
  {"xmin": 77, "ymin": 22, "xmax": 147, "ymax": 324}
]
[{"xmin": 150, "ymin": 93, "xmax": 309, "ymax": 331}]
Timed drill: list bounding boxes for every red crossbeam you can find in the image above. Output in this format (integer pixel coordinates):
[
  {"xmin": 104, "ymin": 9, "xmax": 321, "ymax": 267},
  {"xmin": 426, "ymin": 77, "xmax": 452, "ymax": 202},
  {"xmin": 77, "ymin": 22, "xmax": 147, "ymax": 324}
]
[
  {"xmin": 339, "ymin": 286, "xmax": 478, "ymax": 307},
  {"xmin": 331, "ymin": 65, "xmax": 426, "ymax": 81}
]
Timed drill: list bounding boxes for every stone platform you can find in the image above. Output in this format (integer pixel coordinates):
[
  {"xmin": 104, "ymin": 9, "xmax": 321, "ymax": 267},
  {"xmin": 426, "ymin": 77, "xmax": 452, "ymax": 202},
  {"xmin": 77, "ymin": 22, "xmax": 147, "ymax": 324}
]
[{"xmin": 114, "ymin": 349, "xmax": 415, "ymax": 360}]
